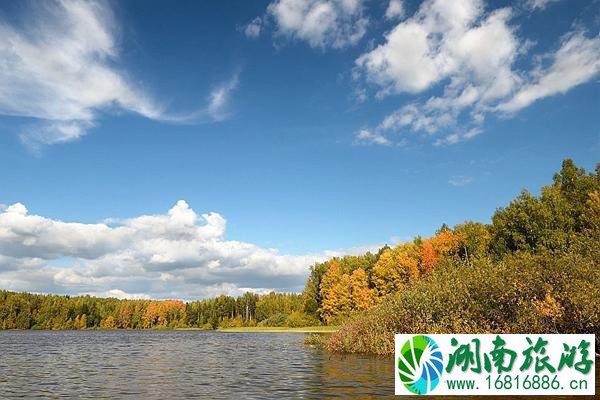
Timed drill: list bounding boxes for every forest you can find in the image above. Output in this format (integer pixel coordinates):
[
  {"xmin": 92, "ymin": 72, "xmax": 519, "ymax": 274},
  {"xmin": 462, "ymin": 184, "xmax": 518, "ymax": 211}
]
[
  {"xmin": 0, "ymin": 159, "xmax": 598, "ymax": 355},
  {"xmin": 0, "ymin": 290, "xmax": 317, "ymax": 330}
]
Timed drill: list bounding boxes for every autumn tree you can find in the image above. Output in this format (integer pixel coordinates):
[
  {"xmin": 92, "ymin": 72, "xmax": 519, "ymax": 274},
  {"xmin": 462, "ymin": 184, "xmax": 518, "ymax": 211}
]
[
  {"xmin": 350, "ymin": 268, "xmax": 376, "ymax": 311},
  {"xmin": 372, "ymin": 243, "xmax": 420, "ymax": 296},
  {"xmin": 74, "ymin": 314, "xmax": 87, "ymax": 329},
  {"xmin": 100, "ymin": 315, "xmax": 116, "ymax": 329},
  {"xmin": 453, "ymin": 221, "xmax": 491, "ymax": 264},
  {"xmin": 420, "ymin": 229, "xmax": 461, "ymax": 274},
  {"xmin": 319, "ymin": 260, "xmax": 353, "ymax": 324}
]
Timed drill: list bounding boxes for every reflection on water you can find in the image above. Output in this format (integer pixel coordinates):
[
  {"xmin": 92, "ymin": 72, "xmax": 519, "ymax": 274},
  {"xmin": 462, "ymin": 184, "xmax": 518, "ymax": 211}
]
[
  {"xmin": 1, "ymin": 331, "xmax": 597, "ymax": 399},
  {"xmin": 0, "ymin": 330, "xmax": 394, "ymax": 399}
]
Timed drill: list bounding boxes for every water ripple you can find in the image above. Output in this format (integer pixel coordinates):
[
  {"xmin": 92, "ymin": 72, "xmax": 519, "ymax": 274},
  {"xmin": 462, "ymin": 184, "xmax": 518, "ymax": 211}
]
[{"xmin": 0, "ymin": 330, "xmax": 394, "ymax": 399}]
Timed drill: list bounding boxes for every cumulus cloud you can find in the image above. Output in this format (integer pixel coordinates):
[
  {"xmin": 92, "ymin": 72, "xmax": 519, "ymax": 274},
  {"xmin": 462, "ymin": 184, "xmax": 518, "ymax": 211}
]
[
  {"xmin": 0, "ymin": 0, "xmax": 239, "ymax": 151},
  {"xmin": 356, "ymin": 0, "xmax": 492, "ymax": 95},
  {"xmin": 353, "ymin": 0, "xmax": 600, "ymax": 146},
  {"xmin": 0, "ymin": 200, "xmax": 379, "ymax": 299},
  {"xmin": 254, "ymin": 0, "xmax": 368, "ymax": 49}
]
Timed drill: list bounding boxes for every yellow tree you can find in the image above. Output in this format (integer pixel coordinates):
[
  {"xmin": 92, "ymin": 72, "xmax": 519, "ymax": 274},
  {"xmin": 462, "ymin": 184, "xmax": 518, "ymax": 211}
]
[
  {"xmin": 143, "ymin": 301, "xmax": 160, "ymax": 328},
  {"xmin": 583, "ymin": 191, "xmax": 600, "ymax": 233},
  {"xmin": 100, "ymin": 315, "xmax": 116, "ymax": 329},
  {"xmin": 350, "ymin": 268, "xmax": 376, "ymax": 311},
  {"xmin": 319, "ymin": 260, "xmax": 341, "ymax": 323},
  {"xmin": 372, "ymin": 243, "xmax": 420, "ymax": 296},
  {"xmin": 118, "ymin": 306, "xmax": 132, "ymax": 329},
  {"xmin": 319, "ymin": 260, "xmax": 352, "ymax": 324},
  {"xmin": 74, "ymin": 314, "xmax": 87, "ymax": 329}
]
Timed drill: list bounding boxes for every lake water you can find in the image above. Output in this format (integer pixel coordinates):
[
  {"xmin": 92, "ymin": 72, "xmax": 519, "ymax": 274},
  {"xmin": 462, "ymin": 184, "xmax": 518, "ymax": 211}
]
[
  {"xmin": 0, "ymin": 330, "xmax": 394, "ymax": 399},
  {"xmin": 0, "ymin": 331, "xmax": 597, "ymax": 399}
]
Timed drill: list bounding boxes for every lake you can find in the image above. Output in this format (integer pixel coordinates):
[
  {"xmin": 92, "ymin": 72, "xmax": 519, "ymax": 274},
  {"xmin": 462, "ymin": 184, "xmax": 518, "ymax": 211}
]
[
  {"xmin": 0, "ymin": 331, "xmax": 597, "ymax": 399},
  {"xmin": 0, "ymin": 330, "xmax": 394, "ymax": 398}
]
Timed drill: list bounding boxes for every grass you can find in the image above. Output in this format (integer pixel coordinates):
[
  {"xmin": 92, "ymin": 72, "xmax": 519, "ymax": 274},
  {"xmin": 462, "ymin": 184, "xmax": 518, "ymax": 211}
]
[{"xmin": 217, "ymin": 325, "xmax": 340, "ymax": 333}]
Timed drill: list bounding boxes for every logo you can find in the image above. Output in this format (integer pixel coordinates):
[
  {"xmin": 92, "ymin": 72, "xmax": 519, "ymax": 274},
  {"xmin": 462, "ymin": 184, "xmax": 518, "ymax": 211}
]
[
  {"xmin": 397, "ymin": 335, "xmax": 444, "ymax": 395},
  {"xmin": 395, "ymin": 334, "xmax": 595, "ymax": 396}
]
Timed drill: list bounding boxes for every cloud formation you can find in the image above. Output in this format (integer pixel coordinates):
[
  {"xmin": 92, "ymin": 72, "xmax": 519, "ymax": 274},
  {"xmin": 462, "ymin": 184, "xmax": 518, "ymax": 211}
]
[
  {"xmin": 252, "ymin": 0, "xmax": 368, "ymax": 49},
  {"xmin": 526, "ymin": 0, "xmax": 561, "ymax": 10},
  {"xmin": 244, "ymin": 17, "xmax": 263, "ymax": 38},
  {"xmin": 206, "ymin": 74, "xmax": 240, "ymax": 122},
  {"xmin": 497, "ymin": 30, "xmax": 600, "ymax": 113},
  {"xmin": 385, "ymin": 0, "xmax": 405, "ymax": 20},
  {"xmin": 448, "ymin": 175, "xmax": 474, "ymax": 186},
  {"xmin": 353, "ymin": 0, "xmax": 600, "ymax": 146},
  {"xmin": 0, "ymin": 0, "xmax": 238, "ymax": 151},
  {"xmin": 0, "ymin": 201, "xmax": 378, "ymax": 299},
  {"xmin": 354, "ymin": 129, "xmax": 391, "ymax": 146}
]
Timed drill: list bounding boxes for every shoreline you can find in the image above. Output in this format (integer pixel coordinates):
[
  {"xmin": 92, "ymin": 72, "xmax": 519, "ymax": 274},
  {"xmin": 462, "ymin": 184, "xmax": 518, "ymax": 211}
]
[
  {"xmin": 217, "ymin": 326, "xmax": 339, "ymax": 333},
  {"xmin": 0, "ymin": 326, "xmax": 339, "ymax": 333}
]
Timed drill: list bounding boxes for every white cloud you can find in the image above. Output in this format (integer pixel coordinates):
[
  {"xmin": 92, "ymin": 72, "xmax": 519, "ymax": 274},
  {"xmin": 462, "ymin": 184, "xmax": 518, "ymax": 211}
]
[
  {"xmin": 263, "ymin": 0, "xmax": 368, "ymax": 49},
  {"xmin": 448, "ymin": 175, "xmax": 474, "ymax": 186},
  {"xmin": 0, "ymin": 0, "xmax": 162, "ymax": 147},
  {"xmin": 354, "ymin": 0, "xmax": 600, "ymax": 146},
  {"xmin": 0, "ymin": 0, "xmax": 239, "ymax": 150},
  {"xmin": 86, "ymin": 289, "xmax": 152, "ymax": 300},
  {"xmin": 207, "ymin": 74, "xmax": 240, "ymax": 122},
  {"xmin": 356, "ymin": 0, "xmax": 490, "ymax": 95},
  {"xmin": 526, "ymin": 0, "xmax": 561, "ymax": 10},
  {"xmin": 0, "ymin": 200, "xmax": 378, "ymax": 299},
  {"xmin": 244, "ymin": 17, "xmax": 263, "ymax": 38},
  {"xmin": 353, "ymin": 129, "xmax": 391, "ymax": 146},
  {"xmin": 497, "ymin": 31, "xmax": 600, "ymax": 113},
  {"xmin": 385, "ymin": 0, "xmax": 405, "ymax": 20}
]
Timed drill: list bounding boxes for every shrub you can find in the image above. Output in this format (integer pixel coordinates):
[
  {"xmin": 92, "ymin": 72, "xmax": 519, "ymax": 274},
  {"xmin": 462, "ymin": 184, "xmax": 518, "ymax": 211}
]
[
  {"xmin": 257, "ymin": 313, "xmax": 287, "ymax": 327},
  {"xmin": 327, "ymin": 251, "xmax": 600, "ymax": 356},
  {"xmin": 304, "ymin": 333, "xmax": 328, "ymax": 346},
  {"xmin": 285, "ymin": 311, "xmax": 320, "ymax": 327},
  {"xmin": 219, "ymin": 316, "xmax": 245, "ymax": 328}
]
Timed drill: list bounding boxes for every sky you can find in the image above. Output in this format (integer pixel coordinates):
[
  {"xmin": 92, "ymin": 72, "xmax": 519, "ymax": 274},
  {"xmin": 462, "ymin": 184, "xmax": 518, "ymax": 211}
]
[{"xmin": 0, "ymin": 0, "xmax": 598, "ymax": 300}]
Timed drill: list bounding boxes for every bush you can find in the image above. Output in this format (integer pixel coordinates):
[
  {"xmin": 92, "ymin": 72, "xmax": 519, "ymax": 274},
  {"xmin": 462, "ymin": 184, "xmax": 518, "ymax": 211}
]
[
  {"xmin": 327, "ymin": 251, "xmax": 600, "ymax": 356},
  {"xmin": 257, "ymin": 313, "xmax": 287, "ymax": 327},
  {"xmin": 219, "ymin": 316, "xmax": 245, "ymax": 328},
  {"xmin": 285, "ymin": 311, "xmax": 320, "ymax": 327},
  {"xmin": 304, "ymin": 333, "xmax": 328, "ymax": 346},
  {"xmin": 199, "ymin": 322, "xmax": 213, "ymax": 330}
]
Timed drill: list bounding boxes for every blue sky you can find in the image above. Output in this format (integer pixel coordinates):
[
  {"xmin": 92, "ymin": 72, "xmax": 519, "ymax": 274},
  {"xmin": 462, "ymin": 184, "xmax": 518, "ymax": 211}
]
[{"xmin": 0, "ymin": 0, "xmax": 598, "ymax": 299}]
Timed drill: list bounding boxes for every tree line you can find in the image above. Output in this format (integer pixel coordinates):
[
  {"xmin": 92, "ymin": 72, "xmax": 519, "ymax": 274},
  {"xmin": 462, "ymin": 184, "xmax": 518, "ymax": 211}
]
[{"xmin": 0, "ymin": 290, "xmax": 317, "ymax": 330}]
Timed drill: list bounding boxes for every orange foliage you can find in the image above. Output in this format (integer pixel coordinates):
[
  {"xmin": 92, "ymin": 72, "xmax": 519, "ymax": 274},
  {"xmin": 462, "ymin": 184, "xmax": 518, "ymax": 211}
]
[
  {"xmin": 419, "ymin": 230, "xmax": 461, "ymax": 274},
  {"xmin": 143, "ymin": 300, "xmax": 185, "ymax": 328},
  {"xmin": 118, "ymin": 307, "xmax": 133, "ymax": 329}
]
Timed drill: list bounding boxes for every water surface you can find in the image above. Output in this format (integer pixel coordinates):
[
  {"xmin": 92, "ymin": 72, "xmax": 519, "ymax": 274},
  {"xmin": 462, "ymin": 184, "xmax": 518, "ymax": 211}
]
[
  {"xmin": 0, "ymin": 330, "xmax": 394, "ymax": 399},
  {"xmin": 1, "ymin": 331, "xmax": 597, "ymax": 399}
]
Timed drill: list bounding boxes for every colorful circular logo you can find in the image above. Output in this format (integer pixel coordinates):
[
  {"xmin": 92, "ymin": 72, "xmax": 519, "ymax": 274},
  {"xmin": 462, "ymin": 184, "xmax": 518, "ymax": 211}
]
[{"xmin": 397, "ymin": 335, "xmax": 444, "ymax": 395}]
